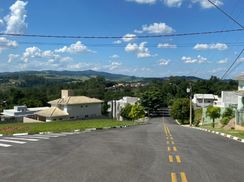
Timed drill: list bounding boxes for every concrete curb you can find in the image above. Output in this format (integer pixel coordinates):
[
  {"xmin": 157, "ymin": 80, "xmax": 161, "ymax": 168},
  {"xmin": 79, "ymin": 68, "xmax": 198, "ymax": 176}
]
[
  {"xmin": 0, "ymin": 125, "xmax": 133, "ymax": 137},
  {"xmin": 186, "ymin": 125, "xmax": 244, "ymax": 143}
]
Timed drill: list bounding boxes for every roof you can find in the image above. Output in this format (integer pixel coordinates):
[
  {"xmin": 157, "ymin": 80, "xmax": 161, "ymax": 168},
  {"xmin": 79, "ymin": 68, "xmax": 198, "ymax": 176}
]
[
  {"xmin": 236, "ymin": 90, "xmax": 244, "ymax": 96},
  {"xmin": 48, "ymin": 96, "xmax": 103, "ymax": 106},
  {"xmin": 235, "ymin": 74, "xmax": 244, "ymax": 81},
  {"xmin": 35, "ymin": 107, "xmax": 69, "ymax": 118},
  {"xmin": 194, "ymin": 94, "xmax": 218, "ymax": 99}
]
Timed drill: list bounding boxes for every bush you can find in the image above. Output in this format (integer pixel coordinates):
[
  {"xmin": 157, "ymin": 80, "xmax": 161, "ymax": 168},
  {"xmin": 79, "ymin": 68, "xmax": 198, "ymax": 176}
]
[
  {"xmin": 120, "ymin": 104, "xmax": 133, "ymax": 120},
  {"xmin": 194, "ymin": 109, "xmax": 202, "ymax": 127},
  {"xmin": 220, "ymin": 117, "xmax": 230, "ymax": 126},
  {"xmin": 170, "ymin": 98, "xmax": 190, "ymax": 124},
  {"xmin": 222, "ymin": 107, "xmax": 234, "ymax": 118},
  {"xmin": 129, "ymin": 104, "xmax": 145, "ymax": 120}
]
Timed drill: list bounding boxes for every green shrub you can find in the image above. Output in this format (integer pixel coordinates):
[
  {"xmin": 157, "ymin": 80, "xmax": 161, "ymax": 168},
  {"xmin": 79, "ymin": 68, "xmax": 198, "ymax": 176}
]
[
  {"xmin": 120, "ymin": 104, "xmax": 133, "ymax": 120},
  {"xmin": 220, "ymin": 117, "xmax": 230, "ymax": 126},
  {"xmin": 222, "ymin": 107, "xmax": 234, "ymax": 118},
  {"xmin": 194, "ymin": 109, "xmax": 202, "ymax": 127}
]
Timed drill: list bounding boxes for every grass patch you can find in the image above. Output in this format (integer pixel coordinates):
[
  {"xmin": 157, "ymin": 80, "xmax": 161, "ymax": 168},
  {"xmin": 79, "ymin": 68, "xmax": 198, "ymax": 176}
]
[
  {"xmin": 200, "ymin": 125, "xmax": 244, "ymax": 139},
  {"xmin": 0, "ymin": 119, "xmax": 138, "ymax": 135}
]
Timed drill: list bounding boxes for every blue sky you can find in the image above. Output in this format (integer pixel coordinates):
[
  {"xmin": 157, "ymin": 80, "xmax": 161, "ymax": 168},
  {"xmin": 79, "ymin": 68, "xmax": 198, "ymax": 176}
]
[{"xmin": 0, "ymin": 0, "xmax": 243, "ymax": 78}]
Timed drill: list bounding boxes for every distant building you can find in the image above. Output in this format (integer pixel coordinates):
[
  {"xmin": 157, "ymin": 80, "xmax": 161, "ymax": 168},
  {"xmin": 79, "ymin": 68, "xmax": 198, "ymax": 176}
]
[
  {"xmin": 192, "ymin": 94, "xmax": 219, "ymax": 108},
  {"xmin": 1, "ymin": 105, "xmax": 49, "ymax": 121},
  {"xmin": 35, "ymin": 90, "xmax": 103, "ymax": 122},
  {"xmin": 108, "ymin": 96, "xmax": 139, "ymax": 121},
  {"xmin": 213, "ymin": 91, "xmax": 238, "ymax": 108}
]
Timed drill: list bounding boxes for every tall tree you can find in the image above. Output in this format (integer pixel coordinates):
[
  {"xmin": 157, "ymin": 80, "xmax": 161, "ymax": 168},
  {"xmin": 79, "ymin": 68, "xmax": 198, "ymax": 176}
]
[{"xmin": 206, "ymin": 106, "xmax": 221, "ymax": 128}]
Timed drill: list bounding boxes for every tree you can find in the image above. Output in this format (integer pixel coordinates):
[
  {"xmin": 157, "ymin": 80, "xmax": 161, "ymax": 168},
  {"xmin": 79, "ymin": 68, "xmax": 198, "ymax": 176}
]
[
  {"xmin": 129, "ymin": 104, "xmax": 145, "ymax": 120},
  {"xmin": 120, "ymin": 104, "xmax": 133, "ymax": 120},
  {"xmin": 206, "ymin": 106, "xmax": 220, "ymax": 128},
  {"xmin": 170, "ymin": 98, "xmax": 190, "ymax": 124}
]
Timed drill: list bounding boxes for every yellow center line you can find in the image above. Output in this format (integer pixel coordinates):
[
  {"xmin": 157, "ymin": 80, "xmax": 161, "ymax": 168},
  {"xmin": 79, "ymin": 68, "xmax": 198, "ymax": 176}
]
[
  {"xmin": 167, "ymin": 141, "xmax": 170, "ymax": 145},
  {"xmin": 176, "ymin": 155, "xmax": 182, "ymax": 163},
  {"xmin": 168, "ymin": 146, "xmax": 171, "ymax": 152},
  {"xmin": 171, "ymin": 172, "xmax": 177, "ymax": 182},
  {"xmin": 168, "ymin": 155, "xmax": 174, "ymax": 163},
  {"xmin": 173, "ymin": 146, "xmax": 177, "ymax": 152},
  {"xmin": 170, "ymin": 137, "xmax": 174, "ymax": 140},
  {"xmin": 171, "ymin": 141, "xmax": 175, "ymax": 145},
  {"xmin": 180, "ymin": 172, "xmax": 188, "ymax": 182}
]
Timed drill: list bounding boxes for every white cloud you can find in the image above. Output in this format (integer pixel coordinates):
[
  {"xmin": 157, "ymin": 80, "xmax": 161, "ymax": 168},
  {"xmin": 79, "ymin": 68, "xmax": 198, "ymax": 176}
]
[
  {"xmin": 111, "ymin": 54, "xmax": 120, "ymax": 59},
  {"xmin": 157, "ymin": 43, "xmax": 177, "ymax": 48},
  {"xmin": 113, "ymin": 40, "xmax": 122, "ymax": 44},
  {"xmin": 125, "ymin": 42, "xmax": 153, "ymax": 58},
  {"xmin": 192, "ymin": 0, "xmax": 223, "ymax": 9},
  {"xmin": 0, "ymin": 19, "xmax": 4, "ymax": 26},
  {"xmin": 159, "ymin": 59, "xmax": 170, "ymax": 65},
  {"xmin": 122, "ymin": 33, "xmax": 136, "ymax": 42},
  {"xmin": 4, "ymin": 0, "xmax": 28, "ymax": 34},
  {"xmin": 8, "ymin": 54, "xmax": 19, "ymax": 63},
  {"xmin": 106, "ymin": 61, "xmax": 122, "ymax": 70},
  {"xmin": 22, "ymin": 46, "xmax": 42, "ymax": 62},
  {"xmin": 55, "ymin": 41, "xmax": 93, "ymax": 54},
  {"xmin": 218, "ymin": 58, "xmax": 228, "ymax": 64},
  {"xmin": 193, "ymin": 43, "xmax": 228, "ymax": 51},
  {"xmin": 0, "ymin": 37, "xmax": 18, "ymax": 53},
  {"xmin": 127, "ymin": 0, "xmax": 156, "ymax": 4},
  {"xmin": 135, "ymin": 22, "xmax": 175, "ymax": 34},
  {"xmin": 182, "ymin": 55, "xmax": 207, "ymax": 64},
  {"xmin": 238, "ymin": 58, "xmax": 244, "ymax": 63},
  {"xmin": 164, "ymin": 0, "xmax": 183, "ymax": 7}
]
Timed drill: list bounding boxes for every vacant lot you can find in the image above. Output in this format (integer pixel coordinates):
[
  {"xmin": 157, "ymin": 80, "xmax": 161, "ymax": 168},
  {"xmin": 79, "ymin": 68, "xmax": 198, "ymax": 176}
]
[{"xmin": 0, "ymin": 119, "xmax": 138, "ymax": 135}]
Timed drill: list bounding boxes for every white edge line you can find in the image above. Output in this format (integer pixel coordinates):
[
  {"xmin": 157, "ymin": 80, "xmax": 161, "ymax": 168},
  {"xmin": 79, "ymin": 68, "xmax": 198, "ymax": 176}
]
[{"xmin": 13, "ymin": 133, "xmax": 28, "ymax": 136}]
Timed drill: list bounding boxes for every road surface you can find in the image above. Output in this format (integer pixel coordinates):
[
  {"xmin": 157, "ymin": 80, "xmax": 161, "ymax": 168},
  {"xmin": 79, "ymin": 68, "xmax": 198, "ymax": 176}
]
[{"xmin": 0, "ymin": 117, "xmax": 243, "ymax": 182}]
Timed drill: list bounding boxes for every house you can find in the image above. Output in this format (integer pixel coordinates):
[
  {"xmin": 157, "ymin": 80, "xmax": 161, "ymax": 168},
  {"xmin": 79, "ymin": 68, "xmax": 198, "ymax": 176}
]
[
  {"xmin": 213, "ymin": 91, "xmax": 238, "ymax": 108},
  {"xmin": 1, "ymin": 105, "xmax": 49, "ymax": 121},
  {"xmin": 235, "ymin": 75, "xmax": 244, "ymax": 129},
  {"xmin": 35, "ymin": 90, "xmax": 103, "ymax": 122},
  {"xmin": 108, "ymin": 96, "xmax": 139, "ymax": 121},
  {"xmin": 192, "ymin": 94, "xmax": 219, "ymax": 108}
]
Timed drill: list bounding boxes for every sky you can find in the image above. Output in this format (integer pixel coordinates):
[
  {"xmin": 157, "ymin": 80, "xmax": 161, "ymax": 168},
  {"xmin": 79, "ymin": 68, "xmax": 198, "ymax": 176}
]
[{"xmin": 0, "ymin": 0, "xmax": 243, "ymax": 79}]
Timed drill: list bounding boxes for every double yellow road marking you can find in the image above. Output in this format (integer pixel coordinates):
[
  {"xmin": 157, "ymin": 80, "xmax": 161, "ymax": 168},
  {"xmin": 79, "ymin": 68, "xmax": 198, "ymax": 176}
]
[
  {"xmin": 171, "ymin": 172, "xmax": 188, "ymax": 182},
  {"xmin": 164, "ymin": 124, "xmax": 188, "ymax": 182}
]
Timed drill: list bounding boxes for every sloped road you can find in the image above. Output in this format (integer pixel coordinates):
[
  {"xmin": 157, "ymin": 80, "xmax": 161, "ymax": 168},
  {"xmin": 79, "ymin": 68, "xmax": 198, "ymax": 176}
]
[{"xmin": 0, "ymin": 118, "xmax": 243, "ymax": 182}]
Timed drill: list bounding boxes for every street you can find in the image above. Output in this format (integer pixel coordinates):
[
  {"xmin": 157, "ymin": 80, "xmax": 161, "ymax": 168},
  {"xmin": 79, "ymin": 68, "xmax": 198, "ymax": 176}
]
[{"xmin": 0, "ymin": 117, "xmax": 243, "ymax": 182}]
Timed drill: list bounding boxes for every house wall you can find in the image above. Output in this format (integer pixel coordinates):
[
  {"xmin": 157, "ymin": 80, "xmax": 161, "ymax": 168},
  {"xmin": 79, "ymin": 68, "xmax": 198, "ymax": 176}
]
[
  {"xmin": 65, "ymin": 104, "xmax": 102, "ymax": 119},
  {"xmin": 237, "ymin": 96, "xmax": 243, "ymax": 110},
  {"xmin": 238, "ymin": 80, "xmax": 244, "ymax": 90}
]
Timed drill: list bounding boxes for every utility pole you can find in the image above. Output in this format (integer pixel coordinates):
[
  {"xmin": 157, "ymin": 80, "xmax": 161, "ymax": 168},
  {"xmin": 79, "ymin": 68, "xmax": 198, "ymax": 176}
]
[{"xmin": 187, "ymin": 83, "xmax": 192, "ymax": 127}]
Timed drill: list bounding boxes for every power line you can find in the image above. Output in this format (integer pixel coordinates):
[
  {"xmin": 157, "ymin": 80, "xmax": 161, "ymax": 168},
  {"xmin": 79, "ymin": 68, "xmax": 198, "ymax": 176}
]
[
  {"xmin": 0, "ymin": 28, "xmax": 243, "ymax": 39},
  {"xmin": 208, "ymin": 0, "xmax": 244, "ymax": 28},
  {"xmin": 221, "ymin": 48, "xmax": 244, "ymax": 79}
]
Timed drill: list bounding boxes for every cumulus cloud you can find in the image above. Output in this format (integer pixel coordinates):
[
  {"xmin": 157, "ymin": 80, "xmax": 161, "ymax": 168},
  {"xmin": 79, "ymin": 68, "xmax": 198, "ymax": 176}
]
[
  {"xmin": 157, "ymin": 43, "xmax": 177, "ymax": 48},
  {"xmin": 106, "ymin": 61, "xmax": 122, "ymax": 71},
  {"xmin": 125, "ymin": 42, "xmax": 153, "ymax": 58},
  {"xmin": 113, "ymin": 40, "xmax": 122, "ymax": 44},
  {"xmin": 122, "ymin": 34, "xmax": 136, "ymax": 42},
  {"xmin": 192, "ymin": 0, "xmax": 223, "ymax": 9},
  {"xmin": 8, "ymin": 54, "xmax": 19, "ymax": 63},
  {"xmin": 159, "ymin": 58, "xmax": 170, "ymax": 65},
  {"xmin": 127, "ymin": 0, "xmax": 156, "ymax": 4},
  {"xmin": 164, "ymin": 0, "xmax": 183, "ymax": 7},
  {"xmin": 0, "ymin": 37, "xmax": 18, "ymax": 53},
  {"xmin": 135, "ymin": 22, "xmax": 175, "ymax": 34},
  {"xmin": 55, "ymin": 41, "xmax": 93, "ymax": 54},
  {"xmin": 0, "ymin": 19, "xmax": 4, "ymax": 26},
  {"xmin": 182, "ymin": 55, "xmax": 207, "ymax": 64},
  {"xmin": 193, "ymin": 43, "xmax": 228, "ymax": 51},
  {"xmin": 218, "ymin": 58, "xmax": 228, "ymax": 64},
  {"xmin": 4, "ymin": 0, "xmax": 28, "ymax": 34},
  {"xmin": 111, "ymin": 54, "xmax": 120, "ymax": 59}
]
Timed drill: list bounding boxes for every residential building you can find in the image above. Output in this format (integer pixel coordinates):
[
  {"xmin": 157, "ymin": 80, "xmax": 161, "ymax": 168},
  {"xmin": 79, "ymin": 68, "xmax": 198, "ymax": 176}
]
[
  {"xmin": 1, "ymin": 105, "xmax": 49, "ymax": 121},
  {"xmin": 108, "ymin": 96, "xmax": 139, "ymax": 121},
  {"xmin": 235, "ymin": 75, "xmax": 244, "ymax": 129},
  {"xmin": 192, "ymin": 94, "xmax": 219, "ymax": 108},
  {"xmin": 213, "ymin": 91, "xmax": 238, "ymax": 108},
  {"xmin": 35, "ymin": 90, "xmax": 103, "ymax": 122}
]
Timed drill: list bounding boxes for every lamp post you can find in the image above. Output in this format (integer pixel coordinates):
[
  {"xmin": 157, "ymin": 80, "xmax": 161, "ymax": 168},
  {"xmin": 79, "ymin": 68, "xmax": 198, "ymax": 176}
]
[{"xmin": 187, "ymin": 83, "xmax": 192, "ymax": 127}]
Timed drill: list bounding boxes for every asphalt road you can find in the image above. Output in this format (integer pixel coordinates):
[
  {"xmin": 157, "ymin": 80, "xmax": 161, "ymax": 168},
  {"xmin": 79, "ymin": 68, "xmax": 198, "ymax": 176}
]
[{"xmin": 0, "ymin": 117, "xmax": 243, "ymax": 182}]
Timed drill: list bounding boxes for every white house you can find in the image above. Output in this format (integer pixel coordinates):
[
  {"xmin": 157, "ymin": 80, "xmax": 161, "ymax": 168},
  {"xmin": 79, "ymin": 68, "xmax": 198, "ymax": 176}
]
[
  {"xmin": 35, "ymin": 90, "xmax": 103, "ymax": 122},
  {"xmin": 108, "ymin": 96, "xmax": 139, "ymax": 121},
  {"xmin": 235, "ymin": 75, "xmax": 244, "ymax": 129},
  {"xmin": 213, "ymin": 91, "xmax": 238, "ymax": 108},
  {"xmin": 1, "ymin": 105, "xmax": 49, "ymax": 121},
  {"xmin": 192, "ymin": 94, "xmax": 219, "ymax": 108}
]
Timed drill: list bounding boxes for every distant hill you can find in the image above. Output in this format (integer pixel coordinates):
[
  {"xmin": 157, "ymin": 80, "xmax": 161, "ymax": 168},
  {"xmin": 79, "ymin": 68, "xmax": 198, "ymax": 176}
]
[{"xmin": 0, "ymin": 70, "xmax": 203, "ymax": 82}]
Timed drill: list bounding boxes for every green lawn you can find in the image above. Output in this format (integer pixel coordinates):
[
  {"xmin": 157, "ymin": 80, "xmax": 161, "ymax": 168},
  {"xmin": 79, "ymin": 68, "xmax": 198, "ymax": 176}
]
[
  {"xmin": 0, "ymin": 119, "xmax": 138, "ymax": 135},
  {"xmin": 200, "ymin": 125, "xmax": 244, "ymax": 139}
]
